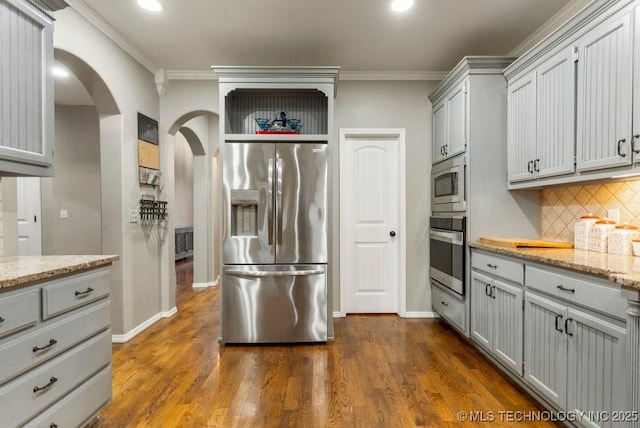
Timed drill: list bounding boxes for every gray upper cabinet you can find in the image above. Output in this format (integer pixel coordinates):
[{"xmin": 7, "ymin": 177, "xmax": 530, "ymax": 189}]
[
  {"xmin": 507, "ymin": 71, "xmax": 537, "ymax": 182},
  {"xmin": 576, "ymin": 9, "xmax": 633, "ymax": 172},
  {"xmin": 536, "ymin": 47, "xmax": 576, "ymax": 178},
  {"xmin": 504, "ymin": 0, "xmax": 640, "ymax": 189},
  {"xmin": 431, "ymin": 79, "xmax": 467, "ymax": 165},
  {"xmin": 0, "ymin": 0, "xmax": 54, "ymax": 176},
  {"xmin": 432, "ymin": 100, "xmax": 446, "ymax": 164},
  {"xmin": 507, "ymin": 47, "xmax": 576, "ymax": 185}
]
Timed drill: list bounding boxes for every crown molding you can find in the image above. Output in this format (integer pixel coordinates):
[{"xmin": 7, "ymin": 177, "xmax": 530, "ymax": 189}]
[
  {"xmin": 164, "ymin": 69, "xmax": 447, "ymax": 82},
  {"xmin": 166, "ymin": 70, "xmax": 217, "ymax": 80},
  {"xmin": 508, "ymin": 0, "xmax": 593, "ymax": 57},
  {"xmin": 65, "ymin": 0, "xmax": 158, "ymax": 73},
  {"xmin": 339, "ymin": 71, "xmax": 447, "ymax": 81}
]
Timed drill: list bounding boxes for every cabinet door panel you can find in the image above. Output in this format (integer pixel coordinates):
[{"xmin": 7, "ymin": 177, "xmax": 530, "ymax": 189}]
[
  {"xmin": 537, "ymin": 47, "xmax": 576, "ymax": 178},
  {"xmin": 0, "ymin": 0, "xmax": 53, "ymax": 168},
  {"xmin": 566, "ymin": 309, "xmax": 626, "ymax": 426},
  {"xmin": 446, "ymin": 80, "xmax": 466, "ymax": 158},
  {"xmin": 492, "ymin": 279, "xmax": 523, "ymax": 375},
  {"xmin": 432, "ymin": 101, "xmax": 446, "ymax": 164},
  {"xmin": 508, "ymin": 72, "xmax": 537, "ymax": 182},
  {"xmin": 576, "ymin": 11, "xmax": 632, "ymax": 171},
  {"xmin": 470, "ymin": 271, "xmax": 492, "ymax": 350},
  {"xmin": 524, "ymin": 292, "xmax": 568, "ymax": 409}
]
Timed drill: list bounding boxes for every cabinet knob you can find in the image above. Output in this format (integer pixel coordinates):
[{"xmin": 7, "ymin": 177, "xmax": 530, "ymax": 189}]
[{"xmin": 389, "ymin": 231, "xmax": 396, "ymax": 237}]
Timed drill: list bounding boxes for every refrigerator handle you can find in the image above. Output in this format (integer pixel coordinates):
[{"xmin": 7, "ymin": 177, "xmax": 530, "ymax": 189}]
[
  {"xmin": 277, "ymin": 157, "xmax": 284, "ymax": 245},
  {"xmin": 225, "ymin": 267, "xmax": 325, "ymax": 277},
  {"xmin": 267, "ymin": 158, "xmax": 274, "ymax": 246}
]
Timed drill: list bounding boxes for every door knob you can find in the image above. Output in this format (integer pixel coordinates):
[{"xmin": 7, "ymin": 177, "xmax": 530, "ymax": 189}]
[{"xmin": 390, "ymin": 231, "xmax": 396, "ymax": 237}]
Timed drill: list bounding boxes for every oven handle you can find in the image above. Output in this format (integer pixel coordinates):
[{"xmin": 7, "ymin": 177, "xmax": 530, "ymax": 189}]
[{"xmin": 430, "ymin": 230, "xmax": 464, "ymax": 246}]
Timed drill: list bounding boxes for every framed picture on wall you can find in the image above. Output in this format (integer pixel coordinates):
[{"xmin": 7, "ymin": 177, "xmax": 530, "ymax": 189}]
[
  {"xmin": 137, "ymin": 112, "xmax": 158, "ymax": 145},
  {"xmin": 137, "ymin": 113, "xmax": 160, "ymax": 185}
]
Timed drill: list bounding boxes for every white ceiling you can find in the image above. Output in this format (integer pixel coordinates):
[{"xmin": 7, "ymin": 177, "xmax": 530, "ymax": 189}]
[{"xmin": 74, "ymin": 0, "xmax": 575, "ymax": 73}]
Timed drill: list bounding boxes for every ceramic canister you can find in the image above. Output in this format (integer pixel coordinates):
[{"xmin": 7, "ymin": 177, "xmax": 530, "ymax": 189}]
[
  {"xmin": 588, "ymin": 218, "xmax": 616, "ymax": 253},
  {"xmin": 608, "ymin": 224, "xmax": 640, "ymax": 256},
  {"xmin": 574, "ymin": 214, "xmax": 600, "ymax": 251}
]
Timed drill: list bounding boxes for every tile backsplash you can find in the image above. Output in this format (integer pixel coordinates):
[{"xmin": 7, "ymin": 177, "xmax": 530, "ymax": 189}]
[{"xmin": 541, "ymin": 181, "xmax": 640, "ymax": 243}]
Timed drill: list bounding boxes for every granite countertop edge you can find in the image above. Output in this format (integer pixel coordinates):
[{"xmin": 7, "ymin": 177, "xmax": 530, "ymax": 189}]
[
  {"xmin": 469, "ymin": 241, "xmax": 640, "ymax": 292},
  {"xmin": 0, "ymin": 255, "xmax": 119, "ymax": 290}
]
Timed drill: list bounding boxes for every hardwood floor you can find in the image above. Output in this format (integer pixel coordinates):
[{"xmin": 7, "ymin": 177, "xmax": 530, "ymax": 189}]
[{"xmin": 97, "ymin": 259, "xmax": 558, "ymax": 427}]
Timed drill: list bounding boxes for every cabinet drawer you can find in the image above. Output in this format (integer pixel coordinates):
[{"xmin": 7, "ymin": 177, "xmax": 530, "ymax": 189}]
[
  {"xmin": 0, "ymin": 300, "xmax": 110, "ymax": 385},
  {"xmin": 0, "ymin": 289, "xmax": 39, "ymax": 340},
  {"xmin": 472, "ymin": 251, "xmax": 523, "ymax": 284},
  {"xmin": 0, "ymin": 330, "xmax": 111, "ymax": 427},
  {"xmin": 24, "ymin": 366, "xmax": 112, "ymax": 428},
  {"xmin": 526, "ymin": 265, "xmax": 627, "ymax": 319},
  {"xmin": 432, "ymin": 283, "xmax": 465, "ymax": 332},
  {"xmin": 42, "ymin": 267, "xmax": 111, "ymax": 320}
]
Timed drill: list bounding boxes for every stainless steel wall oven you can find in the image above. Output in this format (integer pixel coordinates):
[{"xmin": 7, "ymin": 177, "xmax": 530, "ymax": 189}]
[{"xmin": 429, "ymin": 216, "xmax": 466, "ymax": 295}]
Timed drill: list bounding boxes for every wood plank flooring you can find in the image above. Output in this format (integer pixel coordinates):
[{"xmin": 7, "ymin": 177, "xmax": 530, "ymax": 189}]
[{"xmin": 97, "ymin": 259, "xmax": 559, "ymax": 427}]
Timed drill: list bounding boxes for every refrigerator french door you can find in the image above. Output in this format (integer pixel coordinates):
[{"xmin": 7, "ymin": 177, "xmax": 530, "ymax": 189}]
[{"xmin": 222, "ymin": 142, "xmax": 328, "ymax": 343}]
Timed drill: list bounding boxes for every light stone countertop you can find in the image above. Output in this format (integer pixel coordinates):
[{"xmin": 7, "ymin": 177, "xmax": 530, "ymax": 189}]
[
  {"xmin": 470, "ymin": 241, "xmax": 640, "ymax": 291},
  {"xmin": 0, "ymin": 255, "xmax": 119, "ymax": 290}
]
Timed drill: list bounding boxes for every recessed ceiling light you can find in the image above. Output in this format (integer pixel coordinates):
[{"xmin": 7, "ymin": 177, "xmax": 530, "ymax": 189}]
[
  {"xmin": 391, "ymin": 0, "xmax": 414, "ymax": 12},
  {"xmin": 137, "ymin": 0, "xmax": 162, "ymax": 12},
  {"xmin": 52, "ymin": 65, "xmax": 69, "ymax": 78}
]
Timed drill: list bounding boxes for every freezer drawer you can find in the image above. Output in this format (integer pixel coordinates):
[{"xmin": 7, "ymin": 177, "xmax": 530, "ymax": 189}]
[{"xmin": 221, "ymin": 265, "xmax": 327, "ymax": 343}]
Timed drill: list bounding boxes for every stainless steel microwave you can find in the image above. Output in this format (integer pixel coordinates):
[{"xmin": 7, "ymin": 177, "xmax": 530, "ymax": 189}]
[{"xmin": 432, "ymin": 155, "xmax": 466, "ymax": 212}]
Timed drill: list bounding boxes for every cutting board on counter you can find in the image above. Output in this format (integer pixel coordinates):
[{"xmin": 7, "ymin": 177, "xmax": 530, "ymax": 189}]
[{"xmin": 479, "ymin": 237, "xmax": 573, "ymax": 249}]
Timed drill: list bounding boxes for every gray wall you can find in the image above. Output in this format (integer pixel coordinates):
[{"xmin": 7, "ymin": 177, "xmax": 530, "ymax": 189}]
[
  {"xmin": 174, "ymin": 132, "xmax": 194, "ymax": 229},
  {"xmin": 42, "ymin": 105, "xmax": 101, "ymax": 255},
  {"xmin": 333, "ymin": 80, "xmax": 439, "ymax": 313}
]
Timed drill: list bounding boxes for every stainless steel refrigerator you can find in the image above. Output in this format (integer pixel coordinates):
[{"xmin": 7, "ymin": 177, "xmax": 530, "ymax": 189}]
[{"xmin": 221, "ymin": 142, "xmax": 328, "ymax": 343}]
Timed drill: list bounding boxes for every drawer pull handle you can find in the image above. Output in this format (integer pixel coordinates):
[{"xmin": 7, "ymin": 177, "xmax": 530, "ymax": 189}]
[
  {"xmin": 33, "ymin": 376, "xmax": 58, "ymax": 393},
  {"xmin": 556, "ymin": 285, "xmax": 575, "ymax": 293},
  {"xmin": 485, "ymin": 283, "xmax": 492, "ymax": 296},
  {"xmin": 75, "ymin": 287, "xmax": 94, "ymax": 297},
  {"xmin": 554, "ymin": 314, "xmax": 564, "ymax": 333},
  {"xmin": 486, "ymin": 263, "xmax": 497, "ymax": 269},
  {"xmin": 33, "ymin": 339, "xmax": 58, "ymax": 353},
  {"xmin": 0, "ymin": 316, "xmax": 4, "ymax": 323},
  {"xmin": 441, "ymin": 301, "xmax": 448, "ymax": 307},
  {"xmin": 51, "ymin": 424, "xmax": 58, "ymax": 428}
]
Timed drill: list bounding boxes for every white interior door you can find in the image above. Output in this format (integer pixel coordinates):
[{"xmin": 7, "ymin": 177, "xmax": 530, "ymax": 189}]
[
  {"xmin": 17, "ymin": 177, "xmax": 42, "ymax": 256},
  {"xmin": 340, "ymin": 129, "xmax": 405, "ymax": 314}
]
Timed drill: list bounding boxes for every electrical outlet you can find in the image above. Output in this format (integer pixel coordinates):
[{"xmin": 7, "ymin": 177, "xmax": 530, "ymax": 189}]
[
  {"xmin": 608, "ymin": 208, "xmax": 620, "ymax": 224},
  {"xmin": 129, "ymin": 209, "xmax": 138, "ymax": 223},
  {"xmin": 60, "ymin": 209, "xmax": 68, "ymax": 219}
]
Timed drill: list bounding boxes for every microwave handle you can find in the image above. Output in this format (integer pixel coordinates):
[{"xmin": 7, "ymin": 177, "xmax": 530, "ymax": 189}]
[{"xmin": 430, "ymin": 230, "xmax": 464, "ymax": 245}]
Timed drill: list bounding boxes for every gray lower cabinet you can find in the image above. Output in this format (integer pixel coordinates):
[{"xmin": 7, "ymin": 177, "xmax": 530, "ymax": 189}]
[
  {"xmin": 0, "ymin": 266, "xmax": 112, "ymax": 427},
  {"xmin": 470, "ymin": 271, "xmax": 524, "ymax": 376},
  {"xmin": 525, "ymin": 289, "xmax": 626, "ymax": 427}
]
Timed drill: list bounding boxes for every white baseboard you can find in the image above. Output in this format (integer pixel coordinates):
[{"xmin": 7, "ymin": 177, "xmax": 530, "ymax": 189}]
[
  {"xmin": 192, "ymin": 282, "xmax": 210, "ymax": 289},
  {"xmin": 193, "ymin": 276, "xmax": 220, "ymax": 289},
  {"xmin": 404, "ymin": 311, "xmax": 439, "ymax": 318},
  {"xmin": 332, "ymin": 311, "xmax": 438, "ymax": 318},
  {"xmin": 111, "ymin": 307, "xmax": 177, "ymax": 343}
]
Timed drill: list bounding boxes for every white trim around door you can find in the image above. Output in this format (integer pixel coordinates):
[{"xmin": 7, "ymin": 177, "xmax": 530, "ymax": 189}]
[{"xmin": 339, "ymin": 128, "xmax": 407, "ymax": 317}]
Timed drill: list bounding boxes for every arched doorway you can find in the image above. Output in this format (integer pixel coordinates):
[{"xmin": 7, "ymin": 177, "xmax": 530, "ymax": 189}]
[{"xmin": 166, "ymin": 112, "xmax": 220, "ymax": 293}]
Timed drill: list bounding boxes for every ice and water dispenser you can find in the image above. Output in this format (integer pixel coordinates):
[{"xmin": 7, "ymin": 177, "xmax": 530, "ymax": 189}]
[{"xmin": 230, "ymin": 189, "xmax": 260, "ymax": 237}]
